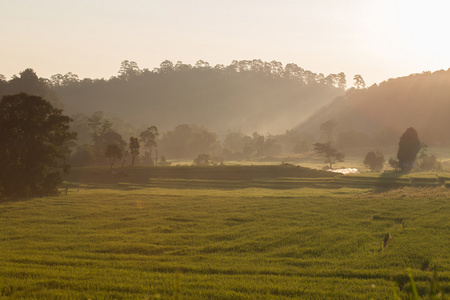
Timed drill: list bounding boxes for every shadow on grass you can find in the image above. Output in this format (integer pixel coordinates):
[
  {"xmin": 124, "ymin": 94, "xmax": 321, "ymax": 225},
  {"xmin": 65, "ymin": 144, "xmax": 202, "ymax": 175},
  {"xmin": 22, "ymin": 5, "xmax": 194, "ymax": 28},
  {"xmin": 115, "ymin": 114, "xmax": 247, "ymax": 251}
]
[
  {"xmin": 372, "ymin": 171, "xmax": 409, "ymax": 193},
  {"xmin": 63, "ymin": 179, "xmax": 347, "ymax": 192}
]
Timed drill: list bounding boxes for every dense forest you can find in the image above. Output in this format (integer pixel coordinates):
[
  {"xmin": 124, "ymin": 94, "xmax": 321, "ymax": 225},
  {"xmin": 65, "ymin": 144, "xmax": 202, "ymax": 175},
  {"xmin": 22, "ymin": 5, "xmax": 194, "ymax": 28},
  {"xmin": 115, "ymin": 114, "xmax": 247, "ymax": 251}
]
[
  {"xmin": 50, "ymin": 60, "xmax": 344, "ymax": 135},
  {"xmin": 2, "ymin": 63, "xmax": 450, "ymax": 165}
]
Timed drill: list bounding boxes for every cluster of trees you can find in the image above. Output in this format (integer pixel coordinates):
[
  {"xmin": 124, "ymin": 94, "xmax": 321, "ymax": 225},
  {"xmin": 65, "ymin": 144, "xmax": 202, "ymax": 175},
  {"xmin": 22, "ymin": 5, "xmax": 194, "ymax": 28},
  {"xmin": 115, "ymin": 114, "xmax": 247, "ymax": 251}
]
[
  {"xmin": 69, "ymin": 111, "xmax": 162, "ymax": 168},
  {"xmin": 314, "ymin": 127, "xmax": 442, "ymax": 173},
  {"xmin": 66, "ymin": 118, "xmax": 316, "ymax": 165},
  {"xmin": 0, "ymin": 69, "xmax": 61, "ymax": 108}
]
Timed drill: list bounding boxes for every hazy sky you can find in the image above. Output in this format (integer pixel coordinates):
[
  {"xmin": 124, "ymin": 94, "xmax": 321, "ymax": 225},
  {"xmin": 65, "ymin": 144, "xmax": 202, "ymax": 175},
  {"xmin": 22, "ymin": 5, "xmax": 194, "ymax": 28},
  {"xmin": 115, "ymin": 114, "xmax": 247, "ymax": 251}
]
[{"xmin": 1, "ymin": 0, "xmax": 449, "ymax": 86}]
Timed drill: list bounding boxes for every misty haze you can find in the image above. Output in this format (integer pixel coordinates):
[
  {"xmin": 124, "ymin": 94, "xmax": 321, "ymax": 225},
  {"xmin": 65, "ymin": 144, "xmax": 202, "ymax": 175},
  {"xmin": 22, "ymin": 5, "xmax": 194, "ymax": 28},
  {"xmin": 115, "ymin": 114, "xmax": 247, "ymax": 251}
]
[{"xmin": 1, "ymin": 1, "xmax": 450, "ymax": 298}]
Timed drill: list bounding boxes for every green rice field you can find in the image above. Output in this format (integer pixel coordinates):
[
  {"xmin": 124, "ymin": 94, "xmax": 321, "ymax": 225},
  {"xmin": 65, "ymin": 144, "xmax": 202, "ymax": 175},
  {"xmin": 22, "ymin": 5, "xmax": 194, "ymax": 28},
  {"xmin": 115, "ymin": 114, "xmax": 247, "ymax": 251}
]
[{"xmin": 1, "ymin": 166, "xmax": 449, "ymax": 299}]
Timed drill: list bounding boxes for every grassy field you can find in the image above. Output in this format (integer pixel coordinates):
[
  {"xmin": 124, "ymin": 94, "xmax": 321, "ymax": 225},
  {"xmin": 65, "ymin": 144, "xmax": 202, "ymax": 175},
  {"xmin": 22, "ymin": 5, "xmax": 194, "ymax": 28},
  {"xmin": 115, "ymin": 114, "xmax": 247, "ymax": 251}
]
[{"xmin": 1, "ymin": 166, "xmax": 450, "ymax": 299}]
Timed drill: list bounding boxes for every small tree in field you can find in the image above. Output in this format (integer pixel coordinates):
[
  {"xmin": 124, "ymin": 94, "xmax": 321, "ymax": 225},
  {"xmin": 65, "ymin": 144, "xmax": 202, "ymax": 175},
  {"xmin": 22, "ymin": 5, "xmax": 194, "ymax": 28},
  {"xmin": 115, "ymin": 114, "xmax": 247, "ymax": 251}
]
[
  {"xmin": 105, "ymin": 143, "xmax": 122, "ymax": 170},
  {"xmin": 364, "ymin": 151, "xmax": 385, "ymax": 172},
  {"xmin": 313, "ymin": 142, "xmax": 345, "ymax": 169},
  {"xmin": 388, "ymin": 158, "xmax": 400, "ymax": 172},
  {"xmin": 193, "ymin": 154, "xmax": 211, "ymax": 166}
]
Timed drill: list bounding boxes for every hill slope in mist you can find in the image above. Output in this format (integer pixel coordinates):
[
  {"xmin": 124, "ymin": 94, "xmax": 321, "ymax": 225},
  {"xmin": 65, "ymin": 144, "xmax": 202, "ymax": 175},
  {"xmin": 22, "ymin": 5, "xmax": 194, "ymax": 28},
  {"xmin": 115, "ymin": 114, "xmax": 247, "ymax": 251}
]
[
  {"xmin": 53, "ymin": 60, "xmax": 344, "ymax": 135},
  {"xmin": 297, "ymin": 69, "xmax": 450, "ymax": 146}
]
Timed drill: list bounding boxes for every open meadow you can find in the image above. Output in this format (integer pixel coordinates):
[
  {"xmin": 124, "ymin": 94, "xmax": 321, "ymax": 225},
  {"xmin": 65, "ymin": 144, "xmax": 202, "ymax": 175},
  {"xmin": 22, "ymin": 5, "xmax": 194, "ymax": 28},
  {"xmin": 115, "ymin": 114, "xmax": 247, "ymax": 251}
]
[{"xmin": 1, "ymin": 166, "xmax": 450, "ymax": 299}]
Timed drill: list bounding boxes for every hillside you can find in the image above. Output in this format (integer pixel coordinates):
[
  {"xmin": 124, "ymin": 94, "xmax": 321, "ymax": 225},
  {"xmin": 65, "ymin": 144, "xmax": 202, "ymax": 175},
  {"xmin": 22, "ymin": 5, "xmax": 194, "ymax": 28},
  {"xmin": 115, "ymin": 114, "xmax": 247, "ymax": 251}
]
[
  {"xmin": 52, "ymin": 60, "xmax": 344, "ymax": 135},
  {"xmin": 296, "ymin": 69, "xmax": 450, "ymax": 146}
]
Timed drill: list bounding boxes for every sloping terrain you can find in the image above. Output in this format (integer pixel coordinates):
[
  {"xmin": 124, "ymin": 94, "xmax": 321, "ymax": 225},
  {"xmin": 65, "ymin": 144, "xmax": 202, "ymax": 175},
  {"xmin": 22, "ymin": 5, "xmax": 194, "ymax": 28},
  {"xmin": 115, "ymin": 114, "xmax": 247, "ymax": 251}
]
[{"xmin": 297, "ymin": 69, "xmax": 450, "ymax": 145}]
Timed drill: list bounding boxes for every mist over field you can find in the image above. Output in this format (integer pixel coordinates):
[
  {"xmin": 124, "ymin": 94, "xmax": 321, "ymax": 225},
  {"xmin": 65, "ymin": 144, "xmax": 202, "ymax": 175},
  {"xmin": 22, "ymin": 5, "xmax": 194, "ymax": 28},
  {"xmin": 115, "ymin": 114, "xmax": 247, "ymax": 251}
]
[
  {"xmin": 2, "ymin": 56, "xmax": 450, "ymax": 300},
  {"xmin": 2, "ymin": 1, "xmax": 450, "ymax": 297}
]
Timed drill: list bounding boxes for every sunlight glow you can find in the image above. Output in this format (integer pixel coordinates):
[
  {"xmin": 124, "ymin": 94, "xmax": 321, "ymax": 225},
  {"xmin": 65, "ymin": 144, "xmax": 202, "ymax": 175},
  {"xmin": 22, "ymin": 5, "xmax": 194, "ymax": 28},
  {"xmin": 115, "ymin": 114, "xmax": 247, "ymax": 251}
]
[{"xmin": 385, "ymin": 0, "xmax": 450, "ymax": 64}]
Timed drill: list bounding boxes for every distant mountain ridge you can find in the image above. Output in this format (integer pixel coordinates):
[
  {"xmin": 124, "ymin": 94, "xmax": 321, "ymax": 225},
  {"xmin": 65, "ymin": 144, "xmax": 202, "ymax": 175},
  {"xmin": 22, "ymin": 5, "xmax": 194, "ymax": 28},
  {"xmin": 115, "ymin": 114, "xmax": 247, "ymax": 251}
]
[{"xmin": 296, "ymin": 69, "xmax": 450, "ymax": 145}]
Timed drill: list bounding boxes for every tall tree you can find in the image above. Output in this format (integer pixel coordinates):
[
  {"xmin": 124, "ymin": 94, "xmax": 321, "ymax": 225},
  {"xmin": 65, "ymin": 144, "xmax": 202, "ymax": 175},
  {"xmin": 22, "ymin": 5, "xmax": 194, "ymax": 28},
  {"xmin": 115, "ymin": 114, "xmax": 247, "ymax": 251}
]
[
  {"xmin": 313, "ymin": 142, "xmax": 345, "ymax": 169},
  {"xmin": 129, "ymin": 137, "xmax": 140, "ymax": 166},
  {"xmin": 353, "ymin": 74, "xmax": 366, "ymax": 89},
  {"xmin": 118, "ymin": 60, "xmax": 141, "ymax": 80},
  {"xmin": 0, "ymin": 93, "xmax": 76, "ymax": 197},
  {"xmin": 87, "ymin": 111, "xmax": 125, "ymax": 163},
  {"xmin": 336, "ymin": 72, "xmax": 347, "ymax": 89},
  {"xmin": 139, "ymin": 126, "xmax": 159, "ymax": 165},
  {"xmin": 397, "ymin": 127, "xmax": 421, "ymax": 172},
  {"xmin": 105, "ymin": 143, "xmax": 123, "ymax": 170}
]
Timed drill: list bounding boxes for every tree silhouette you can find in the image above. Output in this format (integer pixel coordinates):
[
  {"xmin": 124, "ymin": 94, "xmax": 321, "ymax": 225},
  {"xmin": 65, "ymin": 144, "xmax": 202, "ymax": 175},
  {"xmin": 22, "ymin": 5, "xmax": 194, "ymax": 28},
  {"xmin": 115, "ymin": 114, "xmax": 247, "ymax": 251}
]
[
  {"xmin": 353, "ymin": 74, "xmax": 365, "ymax": 89},
  {"xmin": 88, "ymin": 111, "xmax": 125, "ymax": 163},
  {"xmin": 0, "ymin": 69, "xmax": 61, "ymax": 108},
  {"xmin": 0, "ymin": 93, "xmax": 76, "ymax": 197},
  {"xmin": 363, "ymin": 151, "xmax": 385, "ymax": 172},
  {"xmin": 105, "ymin": 143, "xmax": 123, "ymax": 170},
  {"xmin": 313, "ymin": 142, "xmax": 345, "ymax": 169},
  {"xmin": 193, "ymin": 154, "xmax": 211, "ymax": 166},
  {"xmin": 129, "ymin": 137, "xmax": 140, "ymax": 166},
  {"xmin": 397, "ymin": 127, "xmax": 421, "ymax": 172},
  {"xmin": 139, "ymin": 126, "xmax": 159, "ymax": 165}
]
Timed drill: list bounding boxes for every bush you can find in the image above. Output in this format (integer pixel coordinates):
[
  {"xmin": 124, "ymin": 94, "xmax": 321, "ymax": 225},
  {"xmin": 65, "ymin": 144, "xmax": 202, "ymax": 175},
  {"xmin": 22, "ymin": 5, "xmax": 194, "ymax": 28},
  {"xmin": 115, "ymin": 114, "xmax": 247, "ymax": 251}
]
[
  {"xmin": 193, "ymin": 154, "xmax": 211, "ymax": 166},
  {"xmin": 363, "ymin": 151, "xmax": 385, "ymax": 172}
]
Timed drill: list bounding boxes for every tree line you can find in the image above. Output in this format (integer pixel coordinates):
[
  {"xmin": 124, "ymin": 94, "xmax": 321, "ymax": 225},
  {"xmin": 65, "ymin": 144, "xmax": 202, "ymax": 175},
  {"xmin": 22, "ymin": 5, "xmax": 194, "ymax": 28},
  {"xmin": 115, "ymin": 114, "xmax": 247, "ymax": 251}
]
[
  {"xmin": 46, "ymin": 60, "xmax": 345, "ymax": 135},
  {"xmin": 0, "ymin": 93, "xmax": 442, "ymax": 198}
]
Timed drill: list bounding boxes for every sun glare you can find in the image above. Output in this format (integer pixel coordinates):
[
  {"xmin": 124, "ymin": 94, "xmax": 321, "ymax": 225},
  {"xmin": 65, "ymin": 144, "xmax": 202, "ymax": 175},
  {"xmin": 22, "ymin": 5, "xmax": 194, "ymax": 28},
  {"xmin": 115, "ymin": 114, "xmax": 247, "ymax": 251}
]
[{"xmin": 385, "ymin": 0, "xmax": 450, "ymax": 64}]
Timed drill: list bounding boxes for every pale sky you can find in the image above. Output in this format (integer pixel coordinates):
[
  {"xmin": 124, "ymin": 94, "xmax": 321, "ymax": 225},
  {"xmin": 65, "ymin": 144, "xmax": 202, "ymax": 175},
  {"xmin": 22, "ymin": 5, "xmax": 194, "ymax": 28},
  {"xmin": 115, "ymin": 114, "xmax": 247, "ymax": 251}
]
[{"xmin": 1, "ymin": 0, "xmax": 450, "ymax": 87}]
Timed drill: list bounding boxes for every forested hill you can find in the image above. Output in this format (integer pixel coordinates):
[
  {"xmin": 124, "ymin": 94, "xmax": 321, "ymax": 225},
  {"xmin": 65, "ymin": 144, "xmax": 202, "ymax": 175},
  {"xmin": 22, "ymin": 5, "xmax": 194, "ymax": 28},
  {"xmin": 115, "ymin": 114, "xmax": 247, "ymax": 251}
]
[
  {"xmin": 51, "ymin": 60, "xmax": 344, "ymax": 135},
  {"xmin": 296, "ymin": 69, "xmax": 450, "ymax": 146}
]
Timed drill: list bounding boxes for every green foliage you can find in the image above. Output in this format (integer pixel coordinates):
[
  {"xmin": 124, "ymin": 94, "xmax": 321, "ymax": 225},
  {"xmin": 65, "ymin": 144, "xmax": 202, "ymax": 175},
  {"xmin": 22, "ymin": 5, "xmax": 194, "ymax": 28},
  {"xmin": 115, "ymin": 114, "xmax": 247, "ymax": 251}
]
[
  {"xmin": 0, "ymin": 93, "xmax": 76, "ymax": 197},
  {"xmin": 1, "ymin": 177, "xmax": 449, "ymax": 298}
]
